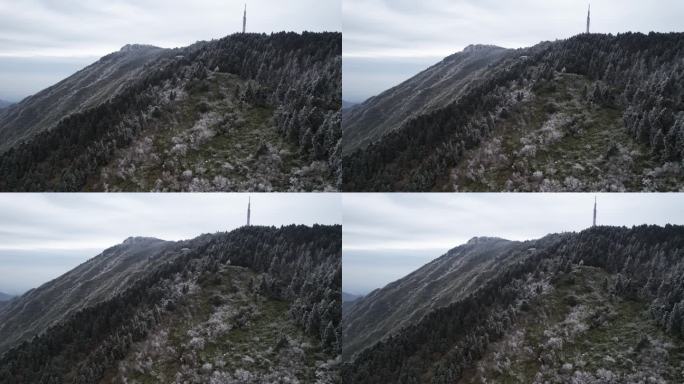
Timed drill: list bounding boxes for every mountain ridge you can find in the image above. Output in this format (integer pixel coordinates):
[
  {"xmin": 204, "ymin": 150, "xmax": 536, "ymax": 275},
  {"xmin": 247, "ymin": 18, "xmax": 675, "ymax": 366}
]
[
  {"xmin": 0, "ymin": 236, "xmax": 173, "ymax": 354},
  {"xmin": 0, "ymin": 224, "xmax": 342, "ymax": 383},
  {"xmin": 343, "ymin": 32, "xmax": 684, "ymax": 191},
  {"xmin": 343, "ymin": 235, "xmax": 535, "ymax": 359},
  {"xmin": 343, "ymin": 225, "xmax": 684, "ymax": 383},
  {"xmin": 0, "ymin": 31, "xmax": 342, "ymax": 192},
  {"xmin": 342, "ymin": 44, "xmax": 510, "ymax": 155},
  {"xmin": 0, "ymin": 44, "xmax": 165, "ymax": 152}
]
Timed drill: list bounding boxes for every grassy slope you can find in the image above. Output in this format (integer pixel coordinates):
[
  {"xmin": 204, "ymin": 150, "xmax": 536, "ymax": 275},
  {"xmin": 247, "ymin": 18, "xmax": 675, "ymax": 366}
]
[
  {"xmin": 100, "ymin": 265, "xmax": 332, "ymax": 383},
  {"xmin": 459, "ymin": 266, "xmax": 684, "ymax": 383},
  {"xmin": 447, "ymin": 72, "xmax": 675, "ymax": 192},
  {"xmin": 88, "ymin": 72, "xmax": 308, "ymax": 192}
]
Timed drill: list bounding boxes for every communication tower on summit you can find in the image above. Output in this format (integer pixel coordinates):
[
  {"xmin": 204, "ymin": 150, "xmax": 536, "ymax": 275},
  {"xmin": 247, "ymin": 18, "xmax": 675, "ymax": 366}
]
[
  {"xmin": 242, "ymin": 4, "xmax": 247, "ymax": 34},
  {"xmin": 586, "ymin": 4, "xmax": 591, "ymax": 34},
  {"xmin": 247, "ymin": 196, "xmax": 251, "ymax": 226}
]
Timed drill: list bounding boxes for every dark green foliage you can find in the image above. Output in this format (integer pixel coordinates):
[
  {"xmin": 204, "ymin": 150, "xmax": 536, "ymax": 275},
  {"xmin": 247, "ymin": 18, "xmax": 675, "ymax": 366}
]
[
  {"xmin": 564, "ymin": 294, "xmax": 580, "ymax": 306},
  {"xmin": 0, "ymin": 224, "xmax": 341, "ymax": 384},
  {"xmin": 0, "ymin": 32, "xmax": 341, "ymax": 191},
  {"xmin": 343, "ymin": 225, "xmax": 684, "ymax": 383},
  {"xmin": 343, "ymin": 32, "xmax": 684, "ymax": 191},
  {"xmin": 209, "ymin": 294, "xmax": 224, "ymax": 307}
]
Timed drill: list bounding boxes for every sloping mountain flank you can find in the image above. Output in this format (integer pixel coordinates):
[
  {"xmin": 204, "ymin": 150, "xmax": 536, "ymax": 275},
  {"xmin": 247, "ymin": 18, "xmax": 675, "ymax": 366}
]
[
  {"xmin": 342, "ymin": 33, "xmax": 684, "ymax": 192},
  {"xmin": 0, "ymin": 237, "xmax": 171, "ymax": 354},
  {"xmin": 0, "ymin": 32, "xmax": 341, "ymax": 192},
  {"xmin": 0, "ymin": 45, "xmax": 164, "ymax": 153},
  {"xmin": 342, "ymin": 44, "xmax": 508, "ymax": 155},
  {"xmin": 342, "ymin": 225, "xmax": 684, "ymax": 383},
  {"xmin": 0, "ymin": 224, "xmax": 341, "ymax": 384},
  {"xmin": 342, "ymin": 237, "xmax": 519, "ymax": 358}
]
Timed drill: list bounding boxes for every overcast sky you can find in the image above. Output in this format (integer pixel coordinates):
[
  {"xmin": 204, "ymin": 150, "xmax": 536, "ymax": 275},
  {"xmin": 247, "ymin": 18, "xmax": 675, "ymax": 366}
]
[
  {"xmin": 343, "ymin": 0, "xmax": 684, "ymax": 103},
  {"xmin": 0, "ymin": 193, "xmax": 340, "ymax": 295},
  {"xmin": 0, "ymin": 0, "xmax": 340, "ymax": 102},
  {"xmin": 343, "ymin": 193, "xmax": 684, "ymax": 295}
]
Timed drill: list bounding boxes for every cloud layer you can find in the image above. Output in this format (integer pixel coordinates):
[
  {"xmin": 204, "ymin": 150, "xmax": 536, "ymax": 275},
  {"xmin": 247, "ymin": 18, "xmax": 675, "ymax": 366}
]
[{"xmin": 343, "ymin": 193, "xmax": 684, "ymax": 294}]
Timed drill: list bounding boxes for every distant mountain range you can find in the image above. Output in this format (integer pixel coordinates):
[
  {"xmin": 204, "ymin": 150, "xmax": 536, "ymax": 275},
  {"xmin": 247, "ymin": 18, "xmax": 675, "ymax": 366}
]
[
  {"xmin": 342, "ymin": 292, "xmax": 361, "ymax": 302},
  {"xmin": 342, "ymin": 291, "xmax": 361, "ymax": 302},
  {"xmin": 342, "ymin": 292, "xmax": 363, "ymax": 317},
  {"xmin": 342, "ymin": 33, "xmax": 684, "ymax": 192},
  {"xmin": 0, "ymin": 292, "xmax": 13, "ymax": 301},
  {"xmin": 0, "ymin": 32, "xmax": 341, "ymax": 192},
  {"xmin": 0, "ymin": 100, "xmax": 13, "ymax": 110},
  {"xmin": 0, "ymin": 225, "xmax": 342, "ymax": 383},
  {"xmin": 342, "ymin": 100, "xmax": 357, "ymax": 110},
  {"xmin": 342, "ymin": 225, "xmax": 684, "ymax": 383}
]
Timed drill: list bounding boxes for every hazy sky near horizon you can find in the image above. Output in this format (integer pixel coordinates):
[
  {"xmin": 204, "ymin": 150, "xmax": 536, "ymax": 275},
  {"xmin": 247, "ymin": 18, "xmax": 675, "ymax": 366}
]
[
  {"xmin": 343, "ymin": 0, "xmax": 684, "ymax": 102},
  {"xmin": 0, "ymin": 193, "xmax": 340, "ymax": 295},
  {"xmin": 0, "ymin": 0, "xmax": 340, "ymax": 101},
  {"xmin": 343, "ymin": 193, "xmax": 684, "ymax": 295}
]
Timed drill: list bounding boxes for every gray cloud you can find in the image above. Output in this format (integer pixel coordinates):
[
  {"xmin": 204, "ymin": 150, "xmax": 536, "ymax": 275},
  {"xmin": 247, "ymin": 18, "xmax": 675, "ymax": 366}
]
[
  {"xmin": 343, "ymin": 193, "xmax": 684, "ymax": 294},
  {"xmin": 0, "ymin": 193, "xmax": 340, "ymax": 293},
  {"xmin": 343, "ymin": 0, "xmax": 684, "ymax": 101},
  {"xmin": 0, "ymin": 0, "xmax": 341, "ymax": 100}
]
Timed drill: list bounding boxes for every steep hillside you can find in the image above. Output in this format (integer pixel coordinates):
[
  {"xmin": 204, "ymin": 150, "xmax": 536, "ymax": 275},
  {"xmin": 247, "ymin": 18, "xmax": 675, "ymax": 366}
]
[
  {"xmin": 343, "ymin": 225, "xmax": 684, "ymax": 383},
  {"xmin": 343, "ymin": 237, "xmax": 524, "ymax": 358},
  {"xmin": 342, "ymin": 45, "xmax": 508, "ymax": 155},
  {"xmin": 459, "ymin": 265, "xmax": 684, "ymax": 383},
  {"xmin": 0, "ymin": 225, "xmax": 341, "ymax": 384},
  {"xmin": 342, "ymin": 33, "xmax": 684, "ymax": 191},
  {"xmin": 0, "ymin": 32, "xmax": 341, "ymax": 192},
  {"xmin": 0, "ymin": 237, "xmax": 171, "ymax": 354},
  {"xmin": 0, "ymin": 45, "xmax": 164, "ymax": 153}
]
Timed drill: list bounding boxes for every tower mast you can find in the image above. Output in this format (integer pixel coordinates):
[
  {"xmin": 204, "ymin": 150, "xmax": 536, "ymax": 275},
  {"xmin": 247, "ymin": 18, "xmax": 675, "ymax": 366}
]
[
  {"xmin": 247, "ymin": 196, "xmax": 251, "ymax": 226},
  {"xmin": 586, "ymin": 3, "xmax": 591, "ymax": 34},
  {"xmin": 242, "ymin": 3, "xmax": 247, "ymax": 34},
  {"xmin": 592, "ymin": 196, "xmax": 597, "ymax": 227}
]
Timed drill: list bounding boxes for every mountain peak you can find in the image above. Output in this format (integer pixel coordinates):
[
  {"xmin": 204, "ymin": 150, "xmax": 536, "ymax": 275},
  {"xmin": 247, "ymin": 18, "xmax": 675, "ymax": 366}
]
[
  {"xmin": 119, "ymin": 44, "xmax": 160, "ymax": 53},
  {"xmin": 462, "ymin": 44, "xmax": 504, "ymax": 53},
  {"xmin": 122, "ymin": 236, "xmax": 164, "ymax": 245},
  {"xmin": 466, "ymin": 236, "xmax": 506, "ymax": 245}
]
